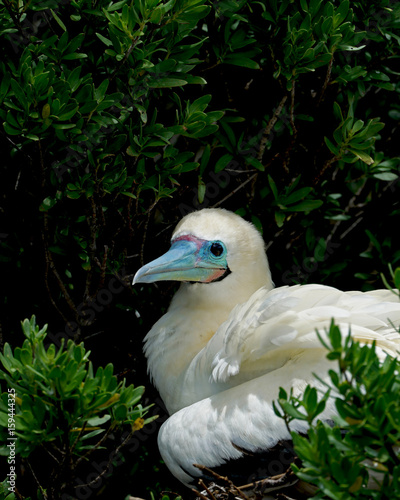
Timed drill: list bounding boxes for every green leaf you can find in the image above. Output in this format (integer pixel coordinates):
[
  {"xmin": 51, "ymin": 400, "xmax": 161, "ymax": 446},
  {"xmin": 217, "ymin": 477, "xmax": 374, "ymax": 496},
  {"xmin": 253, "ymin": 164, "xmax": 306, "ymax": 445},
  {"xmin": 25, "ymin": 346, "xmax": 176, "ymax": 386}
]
[
  {"xmin": 63, "ymin": 53, "xmax": 88, "ymax": 60},
  {"xmin": 39, "ymin": 197, "xmax": 57, "ymax": 212},
  {"xmin": 324, "ymin": 136, "xmax": 339, "ymax": 155},
  {"xmin": 245, "ymin": 155, "xmax": 264, "ymax": 171},
  {"xmin": 275, "ymin": 211, "xmax": 285, "ymax": 227},
  {"xmin": 198, "ymin": 179, "xmax": 206, "ymax": 204},
  {"xmin": 96, "ymin": 32, "xmax": 113, "ymax": 47},
  {"xmin": 351, "ymin": 119, "xmax": 364, "ymax": 134},
  {"xmin": 188, "ymin": 95, "xmax": 212, "ymax": 115},
  {"xmin": 114, "ymin": 404, "xmax": 128, "ymax": 421},
  {"xmin": 215, "ymin": 154, "xmax": 233, "ymax": 173},
  {"xmin": 280, "ymin": 401, "xmax": 308, "ymax": 420},
  {"xmin": 200, "ymin": 145, "xmax": 211, "ymax": 176},
  {"xmin": 285, "ymin": 199, "xmax": 323, "ymax": 212},
  {"xmin": 86, "ymin": 415, "xmax": 111, "ymax": 426},
  {"xmin": 148, "ymin": 78, "xmax": 188, "ymax": 88},
  {"xmin": 224, "ymin": 55, "xmax": 260, "ymax": 69},
  {"xmin": 3, "ymin": 121, "xmax": 21, "ymax": 135},
  {"xmin": 268, "ymin": 175, "xmax": 279, "ymax": 200},
  {"xmin": 394, "ymin": 268, "xmax": 400, "ymax": 290},
  {"xmin": 57, "ymin": 106, "xmax": 79, "ymax": 121},
  {"xmin": 51, "ymin": 9, "xmax": 66, "ymax": 31},
  {"xmin": 80, "ymin": 429, "xmax": 105, "ymax": 440},
  {"xmin": 347, "ymin": 149, "xmax": 374, "ymax": 165},
  {"xmin": 94, "ymin": 80, "xmax": 109, "ymax": 102},
  {"xmin": 373, "ymin": 172, "xmax": 398, "ymax": 181},
  {"xmin": 10, "ymin": 79, "xmax": 25, "ymax": 105},
  {"xmin": 284, "ymin": 187, "xmax": 312, "ymax": 205},
  {"xmin": 334, "ymin": 0, "xmax": 349, "ymax": 26}
]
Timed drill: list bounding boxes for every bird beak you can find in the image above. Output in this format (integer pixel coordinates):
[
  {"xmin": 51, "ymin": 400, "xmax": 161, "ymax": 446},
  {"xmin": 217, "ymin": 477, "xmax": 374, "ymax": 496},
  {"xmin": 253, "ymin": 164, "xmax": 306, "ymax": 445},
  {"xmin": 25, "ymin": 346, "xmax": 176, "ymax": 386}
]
[{"xmin": 133, "ymin": 237, "xmax": 227, "ymax": 284}]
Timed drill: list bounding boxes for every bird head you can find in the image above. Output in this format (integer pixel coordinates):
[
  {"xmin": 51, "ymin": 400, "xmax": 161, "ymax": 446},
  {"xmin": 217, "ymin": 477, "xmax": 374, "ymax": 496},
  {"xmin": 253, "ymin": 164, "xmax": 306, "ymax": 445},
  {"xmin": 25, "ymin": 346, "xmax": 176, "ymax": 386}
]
[{"xmin": 133, "ymin": 208, "xmax": 273, "ymax": 292}]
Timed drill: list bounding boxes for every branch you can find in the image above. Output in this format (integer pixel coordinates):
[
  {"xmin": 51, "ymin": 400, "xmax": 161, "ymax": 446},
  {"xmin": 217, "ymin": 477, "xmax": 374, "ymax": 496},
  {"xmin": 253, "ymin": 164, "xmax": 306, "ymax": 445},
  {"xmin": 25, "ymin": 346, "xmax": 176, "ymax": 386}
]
[
  {"xmin": 212, "ymin": 173, "xmax": 257, "ymax": 208},
  {"xmin": 317, "ymin": 55, "xmax": 334, "ymax": 106},
  {"xmin": 289, "ymin": 81, "xmax": 297, "ymax": 140},
  {"xmin": 38, "ymin": 140, "xmax": 79, "ymax": 324},
  {"xmin": 110, "ymin": 32, "xmax": 143, "ymax": 81},
  {"xmin": 257, "ymin": 94, "xmax": 288, "ymax": 163},
  {"xmin": 70, "ymin": 421, "xmax": 87, "ymax": 455},
  {"xmin": 281, "ymin": 82, "xmax": 297, "ymax": 174},
  {"xmin": 3, "ymin": 0, "xmax": 27, "ymax": 42},
  {"xmin": 84, "ymin": 196, "xmax": 98, "ymax": 301},
  {"xmin": 241, "ymin": 464, "xmax": 298, "ymax": 495},
  {"xmin": 312, "ymin": 154, "xmax": 339, "ymax": 187},
  {"xmin": 195, "ymin": 480, "xmax": 217, "ymax": 500},
  {"xmin": 76, "ymin": 427, "xmax": 137, "ymax": 487},
  {"xmin": 139, "ymin": 198, "xmax": 159, "ymax": 266},
  {"xmin": 26, "ymin": 460, "xmax": 48, "ymax": 500},
  {"xmin": 193, "ymin": 464, "xmax": 250, "ymax": 500},
  {"xmin": 74, "ymin": 424, "xmax": 115, "ymax": 469}
]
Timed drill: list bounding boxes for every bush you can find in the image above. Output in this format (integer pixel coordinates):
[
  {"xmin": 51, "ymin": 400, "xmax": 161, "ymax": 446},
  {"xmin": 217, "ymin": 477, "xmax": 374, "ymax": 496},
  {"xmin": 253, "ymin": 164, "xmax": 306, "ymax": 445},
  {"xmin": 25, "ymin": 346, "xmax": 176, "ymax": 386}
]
[
  {"xmin": 0, "ymin": 316, "xmax": 154, "ymax": 499},
  {"xmin": 1, "ymin": 0, "xmax": 399, "ymax": 332},
  {"xmin": 275, "ymin": 320, "xmax": 400, "ymax": 499}
]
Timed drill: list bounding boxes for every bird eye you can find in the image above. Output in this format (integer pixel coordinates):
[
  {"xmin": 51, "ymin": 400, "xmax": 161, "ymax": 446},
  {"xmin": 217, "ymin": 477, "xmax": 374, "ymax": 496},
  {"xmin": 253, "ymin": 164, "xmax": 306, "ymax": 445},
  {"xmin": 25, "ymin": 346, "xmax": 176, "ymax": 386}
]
[{"xmin": 210, "ymin": 242, "xmax": 224, "ymax": 257}]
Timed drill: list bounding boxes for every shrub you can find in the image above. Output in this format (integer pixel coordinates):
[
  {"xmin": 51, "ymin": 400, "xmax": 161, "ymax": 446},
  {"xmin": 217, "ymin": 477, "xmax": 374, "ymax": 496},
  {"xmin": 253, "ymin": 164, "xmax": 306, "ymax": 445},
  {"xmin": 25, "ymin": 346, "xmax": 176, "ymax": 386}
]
[
  {"xmin": 0, "ymin": 316, "xmax": 154, "ymax": 499},
  {"xmin": 1, "ymin": 0, "xmax": 399, "ymax": 332},
  {"xmin": 275, "ymin": 320, "xmax": 400, "ymax": 499}
]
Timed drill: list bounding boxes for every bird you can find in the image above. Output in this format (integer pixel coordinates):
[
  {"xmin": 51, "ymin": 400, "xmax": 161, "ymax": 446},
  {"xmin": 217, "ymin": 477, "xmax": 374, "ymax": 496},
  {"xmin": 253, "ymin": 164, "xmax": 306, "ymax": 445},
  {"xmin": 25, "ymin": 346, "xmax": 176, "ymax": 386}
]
[{"xmin": 133, "ymin": 208, "xmax": 400, "ymax": 489}]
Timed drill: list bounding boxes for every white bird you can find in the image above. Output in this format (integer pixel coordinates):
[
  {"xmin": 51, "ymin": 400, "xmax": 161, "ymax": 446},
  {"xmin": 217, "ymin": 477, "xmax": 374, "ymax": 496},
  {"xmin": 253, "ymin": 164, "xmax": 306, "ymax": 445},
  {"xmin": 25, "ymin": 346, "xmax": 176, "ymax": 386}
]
[{"xmin": 133, "ymin": 208, "xmax": 400, "ymax": 488}]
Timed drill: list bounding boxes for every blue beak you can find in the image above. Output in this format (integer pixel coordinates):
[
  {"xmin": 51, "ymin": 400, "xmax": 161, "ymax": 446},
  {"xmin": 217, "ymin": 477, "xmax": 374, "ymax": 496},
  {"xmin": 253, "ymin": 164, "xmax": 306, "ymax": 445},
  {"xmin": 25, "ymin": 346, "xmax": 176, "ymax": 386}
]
[{"xmin": 133, "ymin": 238, "xmax": 227, "ymax": 284}]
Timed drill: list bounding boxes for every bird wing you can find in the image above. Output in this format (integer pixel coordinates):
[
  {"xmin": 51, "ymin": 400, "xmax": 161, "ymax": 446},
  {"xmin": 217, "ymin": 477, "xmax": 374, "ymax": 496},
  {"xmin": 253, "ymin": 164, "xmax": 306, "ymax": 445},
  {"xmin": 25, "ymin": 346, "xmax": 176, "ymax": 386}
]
[
  {"xmin": 208, "ymin": 284, "xmax": 400, "ymax": 384},
  {"xmin": 159, "ymin": 344, "xmax": 337, "ymax": 487}
]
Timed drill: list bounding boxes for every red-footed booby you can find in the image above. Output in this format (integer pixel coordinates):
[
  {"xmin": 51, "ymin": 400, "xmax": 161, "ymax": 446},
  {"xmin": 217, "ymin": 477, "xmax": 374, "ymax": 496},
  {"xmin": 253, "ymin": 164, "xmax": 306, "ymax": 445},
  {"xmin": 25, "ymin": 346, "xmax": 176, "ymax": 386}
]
[{"xmin": 133, "ymin": 208, "xmax": 400, "ymax": 488}]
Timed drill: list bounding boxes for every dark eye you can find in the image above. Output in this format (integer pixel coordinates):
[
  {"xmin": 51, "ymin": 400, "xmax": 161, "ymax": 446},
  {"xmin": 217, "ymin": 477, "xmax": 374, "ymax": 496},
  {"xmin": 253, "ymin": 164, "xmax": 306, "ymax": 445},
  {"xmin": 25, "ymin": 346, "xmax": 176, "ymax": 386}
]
[{"xmin": 210, "ymin": 242, "xmax": 224, "ymax": 257}]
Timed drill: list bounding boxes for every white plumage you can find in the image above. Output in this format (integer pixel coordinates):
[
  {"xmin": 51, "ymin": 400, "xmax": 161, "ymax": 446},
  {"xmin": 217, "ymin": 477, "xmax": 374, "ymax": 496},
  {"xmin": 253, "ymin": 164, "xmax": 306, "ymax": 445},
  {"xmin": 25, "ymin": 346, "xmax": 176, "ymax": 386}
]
[{"xmin": 133, "ymin": 208, "xmax": 400, "ymax": 488}]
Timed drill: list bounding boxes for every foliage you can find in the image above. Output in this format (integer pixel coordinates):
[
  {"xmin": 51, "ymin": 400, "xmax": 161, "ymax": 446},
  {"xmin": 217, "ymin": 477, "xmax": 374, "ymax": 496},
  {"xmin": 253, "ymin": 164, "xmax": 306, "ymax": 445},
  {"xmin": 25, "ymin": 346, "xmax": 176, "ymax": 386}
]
[
  {"xmin": 0, "ymin": 0, "xmax": 399, "ymax": 330},
  {"xmin": 0, "ymin": 316, "xmax": 154, "ymax": 499},
  {"xmin": 275, "ymin": 320, "xmax": 400, "ymax": 499},
  {"xmin": 381, "ymin": 263, "xmax": 400, "ymax": 300}
]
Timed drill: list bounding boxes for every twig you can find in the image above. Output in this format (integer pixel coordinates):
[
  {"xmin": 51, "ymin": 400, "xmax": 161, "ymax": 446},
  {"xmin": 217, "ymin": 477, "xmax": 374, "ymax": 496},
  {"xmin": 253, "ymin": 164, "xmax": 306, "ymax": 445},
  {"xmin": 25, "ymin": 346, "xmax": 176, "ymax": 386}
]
[
  {"xmin": 281, "ymin": 83, "xmax": 297, "ymax": 174},
  {"xmin": 139, "ymin": 198, "xmax": 159, "ymax": 266},
  {"xmin": 43, "ymin": 238, "xmax": 79, "ymax": 317},
  {"xmin": 276, "ymin": 494, "xmax": 296, "ymax": 500},
  {"xmin": 95, "ymin": 244, "xmax": 109, "ymax": 291},
  {"xmin": 257, "ymin": 94, "xmax": 288, "ymax": 162},
  {"xmin": 38, "ymin": 140, "xmax": 79, "ymax": 324},
  {"xmin": 191, "ymin": 487, "xmax": 211, "ymax": 500},
  {"xmin": 84, "ymin": 196, "xmax": 98, "ymax": 301},
  {"xmin": 74, "ymin": 424, "xmax": 115, "ymax": 469},
  {"xmin": 212, "ymin": 173, "xmax": 257, "ymax": 208},
  {"xmin": 26, "ymin": 459, "xmax": 48, "ymax": 499},
  {"xmin": 41, "ymin": 442, "xmax": 61, "ymax": 464},
  {"xmin": 193, "ymin": 464, "xmax": 250, "ymax": 500},
  {"xmin": 13, "ymin": 487, "xmax": 25, "ymax": 500},
  {"xmin": 289, "ymin": 81, "xmax": 297, "ymax": 140},
  {"xmin": 197, "ymin": 479, "xmax": 217, "ymax": 500},
  {"xmin": 318, "ymin": 55, "xmax": 334, "ymax": 105},
  {"xmin": 326, "ymin": 178, "xmax": 367, "ymax": 244},
  {"xmin": 3, "ymin": 0, "xmax": 26, "ymax": 41},
  {"xmin": 242, "ymin": 465, "xmax": 298, "ymax": 495},
  {"xmin": 110, "ymin": 34, "xmax": 142, "ymax": 81},
  {"xmin": 312, "ymin": 154, "xmax": 339, "ymax": 186},
  {"xmin": 76, "ymin": 428, "xmax": 137, "ymax": 487},
  {"xmin": 70, "ymin": 421, "xmax": 87, "ymax": 455}
]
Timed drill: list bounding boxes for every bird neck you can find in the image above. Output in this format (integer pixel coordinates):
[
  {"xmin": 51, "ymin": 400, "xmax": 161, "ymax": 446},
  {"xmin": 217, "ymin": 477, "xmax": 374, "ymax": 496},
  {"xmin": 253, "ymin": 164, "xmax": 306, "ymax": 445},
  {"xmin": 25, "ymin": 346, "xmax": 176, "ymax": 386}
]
[{"xmin": 144, "ymin": 267, "xmax": 273, "ymax": 414}]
